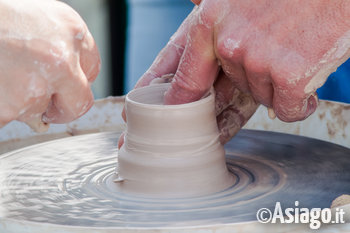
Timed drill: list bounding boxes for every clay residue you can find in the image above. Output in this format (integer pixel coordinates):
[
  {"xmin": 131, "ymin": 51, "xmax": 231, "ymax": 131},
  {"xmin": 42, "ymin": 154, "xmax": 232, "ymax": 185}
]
[
  {"xmin": 318, "ymin": 112, "xmax": 325, "ymax": 120},
  {"xmin": 93, "ymin": 96, "xmax": 125, "ymax": 109},
  {"xmin": 319, "ymin": 101, "xmax": 350, "ymax": 140}
]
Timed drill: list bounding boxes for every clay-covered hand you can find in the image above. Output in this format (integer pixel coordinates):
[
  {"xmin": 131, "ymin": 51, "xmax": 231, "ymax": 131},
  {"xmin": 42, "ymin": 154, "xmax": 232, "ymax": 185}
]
[
  {"xmin": 0, "ymin": 0, "xmax": 100, "ymax": 132},
  {"xmin": 138, "ymin": 0, "xmax": 350, "ymax": 123}
]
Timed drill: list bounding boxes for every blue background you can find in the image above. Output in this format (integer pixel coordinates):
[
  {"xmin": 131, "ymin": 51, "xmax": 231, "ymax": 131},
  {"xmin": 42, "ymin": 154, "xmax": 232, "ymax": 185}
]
[{"xmin": 126, "ymin": 0, "xmax": 350, "ymax": 103}]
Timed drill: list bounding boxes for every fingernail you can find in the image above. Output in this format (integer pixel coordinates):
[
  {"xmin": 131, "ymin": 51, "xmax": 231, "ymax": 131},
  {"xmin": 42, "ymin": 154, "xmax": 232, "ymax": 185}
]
[{"xmin": 267, "ymin": 107, "xmax": 276, "ymax": 120}]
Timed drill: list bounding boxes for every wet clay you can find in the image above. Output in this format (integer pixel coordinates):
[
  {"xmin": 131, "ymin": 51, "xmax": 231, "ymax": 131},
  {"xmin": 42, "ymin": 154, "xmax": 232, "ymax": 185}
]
[
  {"xmin": 117, "ymin": 83, "xmax": 235, "ymax": 198},
  {"xmin": 1, "ymin": 130, "xmax": 350, "ymax": 230}
]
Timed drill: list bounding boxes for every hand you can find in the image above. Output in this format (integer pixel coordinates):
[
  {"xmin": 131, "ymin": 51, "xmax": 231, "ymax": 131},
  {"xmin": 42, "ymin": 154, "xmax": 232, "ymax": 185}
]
[
  {"xmin": 155, "ymin": 0, "xmax": 350, "ymax": 121},
  {"xmin": 0, "ymin": 0, "xmax": 100, "ymax": 131},
  {"xmin": 120, "ymin": 0, "xmax": 350, "ymax": 146}
]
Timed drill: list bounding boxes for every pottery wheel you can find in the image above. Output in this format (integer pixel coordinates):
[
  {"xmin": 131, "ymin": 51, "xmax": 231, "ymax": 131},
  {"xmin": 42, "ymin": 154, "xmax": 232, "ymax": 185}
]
[{"xmin": 0, "ymin": 130, "xmax": 350, "ymax": 229}]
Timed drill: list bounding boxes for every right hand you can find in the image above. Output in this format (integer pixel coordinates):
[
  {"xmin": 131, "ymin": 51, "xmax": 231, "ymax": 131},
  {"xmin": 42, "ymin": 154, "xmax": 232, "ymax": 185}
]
[
  {"xmin": 0, "ymin": 0, "xmax": 100, "ymax": 131},
  {"xmin": 121, "ymin": 0, "xmax": 350, "ymax": 146},
  {"xmin": 161, "ymin": 0, "xmax": 350, "ymax": 122}
]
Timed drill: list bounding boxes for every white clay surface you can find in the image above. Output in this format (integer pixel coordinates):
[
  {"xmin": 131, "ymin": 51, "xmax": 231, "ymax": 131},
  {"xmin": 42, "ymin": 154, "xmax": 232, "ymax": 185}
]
[{"xmin": 118, "ymin": 83, "xmax": 234, "ymax": 198}]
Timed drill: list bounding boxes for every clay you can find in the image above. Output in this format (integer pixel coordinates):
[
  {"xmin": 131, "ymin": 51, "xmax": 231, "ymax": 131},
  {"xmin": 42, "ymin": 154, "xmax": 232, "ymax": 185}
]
[
  {"xmin": 268, "ymin": 107, "xmax": 276, "ymax": 119},
  {"xmin": 1, "ymin": 97, "xmax": 350, "ymax": 232},
  {"xmin": 1, "ymin": 130, "xmax": 350, "ymax": 231},
  {"xmin": 117, "ymin": 83, "xmax": 235, "ymax": 198},
  {"xmin": 24, "ymin": 115, "xmax": 50, "ymax": 133}
]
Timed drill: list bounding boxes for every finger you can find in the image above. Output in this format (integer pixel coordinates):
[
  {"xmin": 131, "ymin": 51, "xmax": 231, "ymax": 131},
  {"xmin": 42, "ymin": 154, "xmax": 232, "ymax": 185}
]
[
  {"xmin": 215, "ymin": 17, "xmax": 250, "ymax": 94},
  {"xmin": 149, "ymin": 73, "xmax": 174, "ymax": 85},
  {"xmin": 268, "ymin": 43, "xmax": 320, "ymax": 122},
  {"xmin": 164, "ymin": 21, "xmax": 218, "ymax": 104},
  {"xmin": 123, "ymin": 48, "xmax": 179, "ymax": 121},
  {"xmin": 214, "ymin": 70, "xmax": 242, "ymax": 115},
  {"xmin": 59, "ymin": 1, "xmax": 101, "ymax": 83},
  {"xmin": 273, "ymin": 89, "xmax": 318, "ymax": 122},
  {"xmin": 79, "ymin": 30, "xmax": 101, "ymax": 83},
  {"xmin": 246, "ymin": 74, "xmax": 273, "ymax": 107},
  {"xmin": 244, "ymin": 56, "xmax": 274, "ymax": 107},
  {"xmin": 22, "ymin": 115, "xmax": 50, "ymax": 133},
  {"xmin": 123, "ymin": 9, "xmax": 203, "ymax": 121},
  {"xmin": 43, "ymin": 70, "xmax": 94, "ymax": 123},
  {"xmin": 134, "ymin": 9, "xmax": 196, "ymax": 89},
  {"xmin": 134, "ymin": 41, "xmax": 184, "ymax": 89},
  {"xmin": 221, "ymin": 62, "xmax": 250, "ymax": 94},
  {"xmin": 217, "ymin": 93, "xmax": 259, "ymax": 144},
  {"xmin": 122, "ymin": 107, "xmax": 126, "ymax": 122},
  {"xmin": 17, "ymin": 97, "xmax": 51, "ymax": 133},
  {"xmin": 118, "ymin": 132, "xmax": 125, "ymax": 149}
]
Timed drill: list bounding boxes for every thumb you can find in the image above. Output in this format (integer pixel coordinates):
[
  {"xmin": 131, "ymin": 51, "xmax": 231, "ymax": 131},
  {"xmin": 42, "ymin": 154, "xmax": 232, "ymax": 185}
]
[{"xmin": 164, "ymin": 23, "xmax": 218, "ymax": 104}]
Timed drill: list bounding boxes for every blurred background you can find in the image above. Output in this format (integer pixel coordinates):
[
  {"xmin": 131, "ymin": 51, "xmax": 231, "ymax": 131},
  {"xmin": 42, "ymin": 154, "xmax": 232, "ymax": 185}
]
[
  {"xmin": 63, "ymin": 0, "xmax": 193, "ymax": 99},
  {"xmin": 63, "ymin": 0, "xmax": 350, "ymax": 103}
]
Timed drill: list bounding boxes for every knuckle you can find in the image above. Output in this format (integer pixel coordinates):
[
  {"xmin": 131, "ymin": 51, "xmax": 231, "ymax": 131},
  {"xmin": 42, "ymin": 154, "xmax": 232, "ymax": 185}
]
[
  {"xmin": 72, "ymin": 24, "xmax": 87, "ymax": 41},
  {"xmin": 58, "ymin": 4, "xmax": 90, "ymax": 43},
  {"xmin": 216, "ymin": 37, "xmax": 243, "ymax": 62}
]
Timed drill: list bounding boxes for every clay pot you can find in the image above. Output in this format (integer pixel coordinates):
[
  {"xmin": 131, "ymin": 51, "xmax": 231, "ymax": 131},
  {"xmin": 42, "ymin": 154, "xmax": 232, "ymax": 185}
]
[{"xmin": 117, "ymin": 83, "xmax": 234, "ymax": 198}]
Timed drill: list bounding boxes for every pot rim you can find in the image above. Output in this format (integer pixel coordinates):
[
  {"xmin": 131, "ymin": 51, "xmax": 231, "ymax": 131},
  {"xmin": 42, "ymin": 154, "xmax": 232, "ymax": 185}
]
[{"xmin": 125, "ymin": 83, "xmax": 214, "ymax": 110}]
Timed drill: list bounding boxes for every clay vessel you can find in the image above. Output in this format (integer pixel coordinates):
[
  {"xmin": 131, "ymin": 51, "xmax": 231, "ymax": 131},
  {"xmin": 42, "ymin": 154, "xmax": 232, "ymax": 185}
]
[{"xmin": 117, "ymin": 83, "xmax": 235, "ymax": 198}]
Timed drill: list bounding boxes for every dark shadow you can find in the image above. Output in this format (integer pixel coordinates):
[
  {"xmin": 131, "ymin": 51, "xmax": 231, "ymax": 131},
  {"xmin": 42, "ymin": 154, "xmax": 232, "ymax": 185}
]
[{"xmin": 108, "ymin": 0, "xmax": 127, "ymax": 96}]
